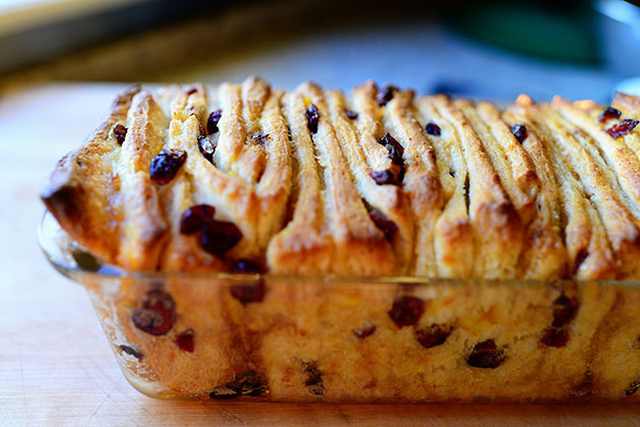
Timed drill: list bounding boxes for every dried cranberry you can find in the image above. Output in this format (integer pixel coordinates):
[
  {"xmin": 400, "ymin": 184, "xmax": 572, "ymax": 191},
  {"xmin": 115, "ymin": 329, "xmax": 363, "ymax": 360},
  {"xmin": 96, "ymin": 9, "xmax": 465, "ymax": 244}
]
[
  {"xmin": 302, "ymin": 361, "xmax": 324, "ymax": 396},
  {"xmin": 415, "ymin": 324, "xmax": 453, "ymax": 349},
  {"xmin": 607, "ymin": 119, "xmax": 639, "ymax": 139},
  {"xmin": 230, "ymin": 279, "xmax": 266, "ymax": 305},
  {"xmin": 363, "ymin": 199, "xmax": 398, "ymax": 241},
  {"xmin": 425, "ymin": 122, "xmax": 441, "ymax": 136},
  {"xmin": 209, "ymin": 370, "xmax": 268, "ymax": 399},
  {"xmin": 511, "ymin": 123, "xmax": 528, "ymax": 143},
  {"xmin": 378, "ymin": 133, "xmax": 405, "ymax": 165},
  {"xmin": 345, "ymin": 109, "xmax": 358, "ymax": 120},
  {"xmin": 599, "ymin": 106, "xmax": 621, "ymax": 123},
  {"xmin": 175, "ymin": 329, "xmax": 195, "ymax": 353},
  {"xmin": 388, "ymin": 295, "xmax": 425, "ymax": 327},
  {"xmin": 540, "ymin": 326, "xmax": 569, "ymax": 348},
  {"xmin": 132, "ymin": 289, "xmax": 176, "ymax": 336},
  {"xmin": 370, "ymin": 169, "xmax": 403, "ymax": 186},
  {"xmin": 71, "ymin": 249, "xmax": 101, "ymax": 272},
  {"xmin": 207, "ymin": 109, "xmax": 223, "ymax": 135},
  {"xmin": 572, "ymin": 249, "xmax": 589, "ymax": 275},
  {"xmin": 186, "ymin": 88, "xmax": 198, "ymax": 95},
  {"xmin": 198, "ymin": 135, "xmax": 217, "ymax": 164},
  {"xmin": 232, "ymin": 259, "xmax": 262, "ymax": 273},
  {"xmin": 376, "ymin": 84, "xmax": 399, "ymax": 107},
  {"xmin": 625, "ymin": 379, "xmax": 640, "ymax": 397},
  {"xmin": 113, "ymin": 124, "xmax": 128, "ymax": 145},
  {"xmin": 353, "ymin": 322, "xmax": 376, "ymax": 339},
  {"xmin": 118, "ymin": 344, "xmax": 143, "ymax": 360},
  {"xmin": 179, "ymin": 204, "xmax": 216, "ymax": 235},
  {"xmin": 150, "ymin": 149, "xmax": 187, "ymax": 185},
  {"xmin": 252, "ymin": 132, "xmax": 269, "ymax": 146},
  {"xmin": 466, "ymin": 339, "xmax": 505, "ymax": 368},
  {"xmin": 551, "ymin": 294, "xmax": 579, "ymax": 328},
  {"xmin": 306, "ymin": 104, "xmax": 320, "ymax": 134},
  {"xmin": 198, "ymin": 221, "xmax": 243, "ymax": 256}
]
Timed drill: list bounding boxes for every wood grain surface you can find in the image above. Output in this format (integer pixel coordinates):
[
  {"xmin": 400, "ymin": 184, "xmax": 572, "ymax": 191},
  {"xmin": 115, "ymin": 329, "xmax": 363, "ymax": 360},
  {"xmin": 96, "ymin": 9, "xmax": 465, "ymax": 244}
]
[{"xmin": 0, "ymin": 84, "xmax": 639, "ymax": 426}]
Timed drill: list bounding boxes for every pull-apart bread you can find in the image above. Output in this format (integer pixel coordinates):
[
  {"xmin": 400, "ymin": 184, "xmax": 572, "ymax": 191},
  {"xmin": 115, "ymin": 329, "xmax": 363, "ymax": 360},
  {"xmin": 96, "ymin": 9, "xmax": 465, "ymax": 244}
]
[{"xmin": 42, "ymin": 78, "xmax": 640, "ymax": 279}]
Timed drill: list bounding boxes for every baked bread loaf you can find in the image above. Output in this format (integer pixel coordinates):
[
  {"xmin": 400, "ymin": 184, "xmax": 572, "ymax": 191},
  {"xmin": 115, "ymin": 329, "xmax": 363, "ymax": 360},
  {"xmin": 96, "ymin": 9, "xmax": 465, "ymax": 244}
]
[
  {"xmin": 42, "ymin": 78, "xmax": 640, "ymax": 279},
  {"xmin": 41, "ymin": 79, "xmax": 640, "ymax": 401}
]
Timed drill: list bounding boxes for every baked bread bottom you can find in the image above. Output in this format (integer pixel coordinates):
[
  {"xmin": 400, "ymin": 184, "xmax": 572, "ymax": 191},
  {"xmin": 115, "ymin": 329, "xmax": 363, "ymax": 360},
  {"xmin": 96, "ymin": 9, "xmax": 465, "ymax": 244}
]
[{"xmin": 87, "ymin": 275, "xmax": 640, "ymax": 401}]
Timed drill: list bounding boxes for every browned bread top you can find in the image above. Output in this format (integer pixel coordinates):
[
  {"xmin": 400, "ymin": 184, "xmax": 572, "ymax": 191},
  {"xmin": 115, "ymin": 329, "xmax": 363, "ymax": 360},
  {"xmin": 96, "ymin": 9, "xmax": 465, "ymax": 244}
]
[{"xmin": 41, "ymin": 78, "xmax": 640, "ymax": 279}]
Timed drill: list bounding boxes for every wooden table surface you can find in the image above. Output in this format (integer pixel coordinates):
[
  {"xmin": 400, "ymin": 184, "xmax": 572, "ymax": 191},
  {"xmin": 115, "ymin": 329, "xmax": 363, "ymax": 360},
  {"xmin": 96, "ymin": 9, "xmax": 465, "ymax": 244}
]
[{"xmin": 1, "ymin": 83, "xmax": 639, "ymax": 426}]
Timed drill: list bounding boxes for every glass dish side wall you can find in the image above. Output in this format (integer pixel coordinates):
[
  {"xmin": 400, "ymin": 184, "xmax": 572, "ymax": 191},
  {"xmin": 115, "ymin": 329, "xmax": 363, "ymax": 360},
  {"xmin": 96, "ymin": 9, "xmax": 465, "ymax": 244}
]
[{"xmin": 40, "ymin": 212, "xmax": 640, "ymax": 402}]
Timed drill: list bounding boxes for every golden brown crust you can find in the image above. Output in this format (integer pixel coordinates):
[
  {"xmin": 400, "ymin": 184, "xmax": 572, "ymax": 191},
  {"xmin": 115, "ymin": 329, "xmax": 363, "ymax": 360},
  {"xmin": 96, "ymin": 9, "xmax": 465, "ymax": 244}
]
[
  {"xmin": 41, "ymin": 85, "xmax": 141, "ymax": 265},
  {"xmin": 42, "ymin": 80, "xmax": 640, "ymax": 279},
  {"xmin": 383, "ymin": 87, "xmax": 443, "ymax": 276},
  {"xmin": 437, "ymin": 97, "xmax": 524, "ymax": 279},
  {"xmin": 416, "ymin": 95, "xmax": 474, "ymax": 278},
  {"xmin": 510, "ymin": 99, "xmax": 617, "ymax": 280},
  {"xmin": 502, "ymin": 103, "xmax": 566, "ymax": 279},
  {"xmin": 327, "ymin": 89, "xmax": 414, "ymax": 273},
  {"xmin": 267, "ymin": 82, "xmax": 395, "ymax": 275},
  {"xmin": 115, "ymin": 90, "xmax": 169, "ymax": 270}
]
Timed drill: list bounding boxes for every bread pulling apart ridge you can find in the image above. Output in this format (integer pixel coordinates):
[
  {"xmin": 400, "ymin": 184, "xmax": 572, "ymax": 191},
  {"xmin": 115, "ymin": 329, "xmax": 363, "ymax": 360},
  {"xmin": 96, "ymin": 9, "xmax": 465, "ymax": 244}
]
[
  {"xmin": 42, "ymin": 85, "xmax": 141, "ymax": 267},
  {"xmin": 41, "ymin": 79, "xmax": 640, "ymax": 278}
]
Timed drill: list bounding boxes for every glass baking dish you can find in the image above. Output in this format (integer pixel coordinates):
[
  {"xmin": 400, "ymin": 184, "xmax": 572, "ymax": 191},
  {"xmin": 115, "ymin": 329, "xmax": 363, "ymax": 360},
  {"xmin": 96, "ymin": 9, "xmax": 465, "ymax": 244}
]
[{"xmin": 39, "ymin": 211, "xmax": 640, "ymax": 402}]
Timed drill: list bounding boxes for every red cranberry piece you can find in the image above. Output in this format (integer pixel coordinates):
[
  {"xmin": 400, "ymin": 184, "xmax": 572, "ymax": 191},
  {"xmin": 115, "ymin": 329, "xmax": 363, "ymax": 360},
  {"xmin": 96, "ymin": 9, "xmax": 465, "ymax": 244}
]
[
  {"xmin": 388, "ymin": 295, "xmax": 425, "ymax": 327},
  {"xmin": 376, "ymin": 84, "xmax": 399, "ymax": 107},
  {"xmin": 540, "ymin": 326, "xmax": 569, "ymax": 348},
  {"xmin": 599, "ymin": 106, "xmax": 621, "ymax": 123},
  {"xmin": 363, "ymin": 199, "xmax": 398, "ymax": 241},
  {"xmin": 378, "ymin": 133, "xmax": 405, "ymax": 164},
  {"xmin": 150, "ymin": 149, "xmax": 187, "ymax": 185},
  {"xmin": 252, "ymin": 132, "xmax": 269, "ymax": 146},
  {"xmin": 302, "ymin": 361, "xmax": 324, "ymax": 396},
  {"xmin": 198, "ymin": 220, "xmax": 242, "ymax": 256},
  {"xmin": 179, "ymin": 204, "xmax": 216, "ymax": 235},
  {"xmin": 186, "ymin": 88, "xmax": 198, "ymax": 95},
  {"xmin": 607, "ymin": 119, "xmax": 639, "ymax": 139},
  {"xmin": 232, "ymin": 259, "xmax": 262, "ymax": 273},
  {"xmin": 572, "ymin": 249, "xmax": 589, "ymax": 275},
  {"xmin": 425, "ymin": 122, "xmax": 441, "ymax": 136},
  {"xmin": 118, "ymin": 344, "xmax": 143, "ymax": 360},
  {"xmin": 466, "ymin": 339, "xmax": 505, "ymax": 368},
  {"xmin": 198, "ymin": 135, "xmax": 217, "ymax": 164},
  {"xmin": 625, "ymin": 379, "xmax": 640, "ymax": 397},
  {"xmin": 551, "ymin": 294, "xmax": 579, "ymax": 328},
  {"xmin": 113, "ymin": 124, "xmax": 128, "ymax": 145},
  {"xmin": 306, "ymin": 104, "xmax": 320, "ymax": 134},
  {"xmin": 175, "ymin": 329, "xmax": 195, "ymax": 353},
  {"xmin": 353, "ymin": 322, "xmax": 376, "ymax": 339},
  {"xmin": 370, "ymin": 168, "xmax": 403, "ymax": 186},
  {"xmin": 345, "ymin": 109, "xmax": 358, "ymax": 120},
  {"xmin": 209, "ymin": 370, "xmax": 268, "ymax": 399},
  {"xmin": 511, "ymin": 123, "xmax": 528, "ymax": 143},
  {"xmin": 207, "ymin": 109, "xmax": 223, "ymax": 135},
  {"xmin": 230, "ymin": 278, "xmax": 266, "ymax": 305},
  {"xmin": 71, "ymin": 249, "xmax": 101, "ymax": 272},
  {"xmin": 132, "ymin": 289, "xmax": 176, "ymax": 336},
  {"xmin": 415, "ymin": 324, "xmax": 453, "ymax": 349}
]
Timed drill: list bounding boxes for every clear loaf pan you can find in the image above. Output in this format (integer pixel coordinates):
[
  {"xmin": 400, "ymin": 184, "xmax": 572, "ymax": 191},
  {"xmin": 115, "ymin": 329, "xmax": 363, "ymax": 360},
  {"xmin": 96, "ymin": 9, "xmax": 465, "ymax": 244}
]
[{"xmin": 39, "ymin": 211, "xmax": 640, "ymax": 402}]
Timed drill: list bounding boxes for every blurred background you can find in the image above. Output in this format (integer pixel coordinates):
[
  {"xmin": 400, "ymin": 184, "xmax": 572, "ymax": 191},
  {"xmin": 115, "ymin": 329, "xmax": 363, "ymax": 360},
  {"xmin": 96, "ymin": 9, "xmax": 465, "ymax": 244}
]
[{"xmin": 0, "ymin": 0, "xmax": 639, "ymax": 101}]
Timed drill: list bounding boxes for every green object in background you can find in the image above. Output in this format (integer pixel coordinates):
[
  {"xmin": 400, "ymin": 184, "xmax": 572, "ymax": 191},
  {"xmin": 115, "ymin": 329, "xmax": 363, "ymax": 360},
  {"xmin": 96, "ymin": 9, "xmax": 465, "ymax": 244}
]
[{"xmin": 445, "ymin": 1, "xmax": 600, "ymax": 65}]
